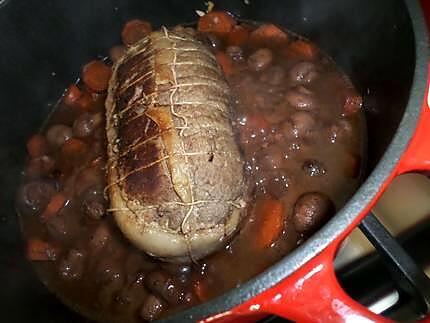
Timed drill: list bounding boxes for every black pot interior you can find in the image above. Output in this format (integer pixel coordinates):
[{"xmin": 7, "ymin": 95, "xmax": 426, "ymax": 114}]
[{"xmin": 0, "ymin": 0, "xmax": 418, "ymax": 321}]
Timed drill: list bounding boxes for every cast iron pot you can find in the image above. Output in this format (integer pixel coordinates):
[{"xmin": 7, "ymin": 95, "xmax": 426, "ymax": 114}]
[{"xmin": 0, "ymin": 0, "xmax": 428, "ymax": 322}]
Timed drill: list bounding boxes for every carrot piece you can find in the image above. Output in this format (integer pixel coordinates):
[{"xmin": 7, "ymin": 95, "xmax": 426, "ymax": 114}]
[
  {"xmin": 215, "ymin": 51, "xmax": 233, "ymax": 76},
  {"xmin": 121, "ymin": 19, "xmax": 152, "ymax": 46},
  {"xmin": 197, "ymin": 11, "xmax": 236, "ymax": 37},
  {"xmin": 227, "ymin": 25, "xmax": 249, "ymax": 46},
  {"xmin": 255, "ymin": 197, "xmax": 285, "ymax": 249},
  {"xmin": 82, "ymin": 85, "xmax": 107, "ymax": 110},
  {"xmin": 27, "ymin": 238, "xmax": 58, "ymax": 261},
  {"xmin": 26, "ymin": 134, "xmax": 48, "ymax": 158},
  {"xmin": 249, "ymin": 23, "xmax": 288, "ymax": 47},
  {"xmin": 288, "ymin": 40, "xmax": 318, "ymax": 59},
  {"xmin": 61, "ymin": 138, "xmax": 87, "ymax": 157},
  {"xmin": 63, "ymin": 84, "xmax": 83, "ymax": 106},
  {"xmin": 40, "ymin": 193, "xmax": 67, "ymax": 222},
  {"xmin": 82, "ymin": 60, "xmax": 112, "ymax": 93},
  {"xmin": 63, "ymin": 84, "xmax": 98, "ymax": 111},
  {"xmin": 76, "ymin": 91, "xmax": 95, "ymax": 111}
]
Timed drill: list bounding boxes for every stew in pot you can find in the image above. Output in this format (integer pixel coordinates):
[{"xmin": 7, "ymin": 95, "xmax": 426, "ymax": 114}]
[{"xmin": 16, "ymin": 11, "xmax": 365, "ymax": 322}]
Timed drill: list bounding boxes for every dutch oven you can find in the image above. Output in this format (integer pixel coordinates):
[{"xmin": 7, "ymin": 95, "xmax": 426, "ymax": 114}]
[{"xmin": 0, "ymin": 0, "xmax": 429, "ymax": 322}]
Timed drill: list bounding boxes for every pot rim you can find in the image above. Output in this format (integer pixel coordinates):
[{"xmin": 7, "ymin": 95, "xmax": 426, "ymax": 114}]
[{"xmin": 164, "ymin": 0, "xmax": 429, "ymax": 321}]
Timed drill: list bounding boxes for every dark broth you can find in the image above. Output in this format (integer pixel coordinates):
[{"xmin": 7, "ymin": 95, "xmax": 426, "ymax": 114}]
[{"xmin": 17, "ymin": 16, "xmax": 365, "ymax": 322}]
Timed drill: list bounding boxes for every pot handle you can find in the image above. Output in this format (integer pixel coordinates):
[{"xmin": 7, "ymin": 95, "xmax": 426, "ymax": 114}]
[{"xmin": 221, "ymin": 242, "xmax": 393, "ymax": 323}]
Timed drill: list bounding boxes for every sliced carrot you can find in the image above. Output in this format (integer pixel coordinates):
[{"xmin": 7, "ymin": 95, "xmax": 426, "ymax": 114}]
[
  {"xmin": 61, "ymin": 138, "xmax": 87, "ymax": 157},
  {"xmin": 255, "ymin": 197, "xmax": 285, "ymax": 249},
  {"xmin": 63, "ymin": 84, "xmax": 98, "ymax": 111},
  {"xmin": 76, "ymin": 91, "xmax": 95, "ymax": 110},
  {"xmin": 227, "ymin": 25, "xmax": 249, "ymax": 46},
  {"xmin": 121, "ymin": 19, "xmax": 152, "ymax": 46},
  {"xmin": 197, "ymin": 11, "xmax": 236, "ymax": 37},
  {"xmin": 26, "ymin": 134, "xmax": 48, "ymax": 158},
  {"xmin": 288, "ymin": 40, "xmax": 318, "ymax": 59},
  {"xmin": 63, "ymin": 84, "xmax": 83, "ymax": 106},
  {"xmin": 83, "ymin": 86, "xmax": 107, "ymax": 110},
  {"xmin": 249, "ymin": 23, "xmax": 289, "ymax": 47},
  {"xmin": 27, "ymin": 238, "xmax": 58, "ymax": 261},
  {"xmin": 40, "ymin": 193, "xmax": 68, "ymax": 222},
  {"xmin": 76, "ymin": 94, "xmax": 92, "ymax": 110},
  {"xmin": 215, "ymin": 51, "xmax": 233, "ymax": 76},
  {"xmin": 82, "ymin": 60, "xmax": 112, "ymax": 93}
]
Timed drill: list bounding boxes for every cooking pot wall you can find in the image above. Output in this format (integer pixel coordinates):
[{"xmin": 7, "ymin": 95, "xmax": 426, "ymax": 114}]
[{"xmin": 0, "ymin": 0, "xmax": 415, "ymax": 321}]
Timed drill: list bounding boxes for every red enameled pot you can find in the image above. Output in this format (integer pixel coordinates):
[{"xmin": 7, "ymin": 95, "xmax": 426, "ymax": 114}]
[{"xmin": 0, "ymin": 0, "xmax": 429, "ymax": 322}]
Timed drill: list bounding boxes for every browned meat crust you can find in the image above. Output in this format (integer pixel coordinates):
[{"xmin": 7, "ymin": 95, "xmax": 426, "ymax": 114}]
[{"xmin": 105, "ymin": 28, "xmax": 247, "ymax": 262}]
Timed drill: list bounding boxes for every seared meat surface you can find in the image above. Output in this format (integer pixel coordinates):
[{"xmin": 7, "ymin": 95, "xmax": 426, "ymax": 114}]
[{"xmin": 105, "ymin": 28, "xmax": 247, "ymax": 262}]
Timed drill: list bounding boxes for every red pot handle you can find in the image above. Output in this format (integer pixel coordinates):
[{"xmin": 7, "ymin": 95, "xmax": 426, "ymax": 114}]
[
  {"xmin": 201, "ymin": 68, "xmax": 430, "ymax": 323},
  {"xmin": 212, "ymin": 243, "xmax": 392, "ymax": 323}
]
